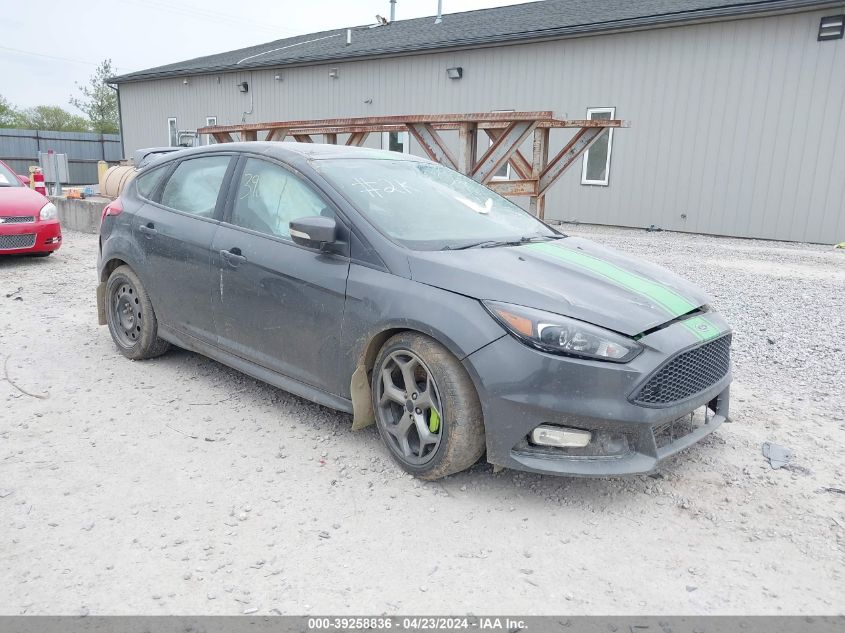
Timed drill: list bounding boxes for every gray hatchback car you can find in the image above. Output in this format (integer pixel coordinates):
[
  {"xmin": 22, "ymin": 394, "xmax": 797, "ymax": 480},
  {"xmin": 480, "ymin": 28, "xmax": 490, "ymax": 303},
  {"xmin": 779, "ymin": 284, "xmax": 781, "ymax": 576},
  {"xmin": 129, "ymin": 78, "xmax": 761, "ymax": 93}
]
[{"xmin": 97, "ymin": 142, "xmax": 732, "ymax": 480}]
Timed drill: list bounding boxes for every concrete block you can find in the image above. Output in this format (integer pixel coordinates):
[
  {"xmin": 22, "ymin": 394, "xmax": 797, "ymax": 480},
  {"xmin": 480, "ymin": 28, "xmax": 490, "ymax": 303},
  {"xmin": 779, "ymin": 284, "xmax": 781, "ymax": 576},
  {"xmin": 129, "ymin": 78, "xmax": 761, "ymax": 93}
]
[{"xmin": 50, "ymin": 195, "xmax": 110, "ymax": 235}]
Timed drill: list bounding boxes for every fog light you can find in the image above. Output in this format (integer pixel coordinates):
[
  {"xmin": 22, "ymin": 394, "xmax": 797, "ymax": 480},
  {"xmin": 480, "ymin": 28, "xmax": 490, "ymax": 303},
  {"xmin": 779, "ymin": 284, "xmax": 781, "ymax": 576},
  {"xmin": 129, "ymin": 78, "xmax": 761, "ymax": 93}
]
[{"xmin": 530, "ymin": 425, "xmax": 592, "ymax": 448}]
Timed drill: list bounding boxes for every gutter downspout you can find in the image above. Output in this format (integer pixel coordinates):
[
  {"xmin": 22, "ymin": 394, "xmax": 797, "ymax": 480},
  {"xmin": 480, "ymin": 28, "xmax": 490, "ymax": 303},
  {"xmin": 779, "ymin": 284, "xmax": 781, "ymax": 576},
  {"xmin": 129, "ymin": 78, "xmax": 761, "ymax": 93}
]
[{"xmin": 241, "ymin": 71, "xmax": 255, "ymax": 123}]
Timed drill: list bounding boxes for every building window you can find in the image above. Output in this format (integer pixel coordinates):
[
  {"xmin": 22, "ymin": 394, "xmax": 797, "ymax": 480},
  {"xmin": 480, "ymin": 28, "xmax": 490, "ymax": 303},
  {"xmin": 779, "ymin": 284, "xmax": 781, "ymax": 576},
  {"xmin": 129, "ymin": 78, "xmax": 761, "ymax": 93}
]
[
  {"xmin": 382, "ymin": 131, "xmax": 409, "ymax": 154},
  {"xmin": 167, "ymin": 117, "xmax": 178, "ymax": 147},
  {"xmin": 204, "ymin": 116, "xmax": 217, "ymax": 145},
  {"xmin": 581, "ymin": 107, "xmax": 615, "ymax": 186}
]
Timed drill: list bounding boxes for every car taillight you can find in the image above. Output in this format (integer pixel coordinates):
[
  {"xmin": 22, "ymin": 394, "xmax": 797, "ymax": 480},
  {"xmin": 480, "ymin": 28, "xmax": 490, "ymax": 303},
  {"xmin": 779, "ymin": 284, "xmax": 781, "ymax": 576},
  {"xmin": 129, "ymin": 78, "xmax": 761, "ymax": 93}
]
[{"xmin": 101, "ymin": 198, "xmax": 124, "ymax": 224}]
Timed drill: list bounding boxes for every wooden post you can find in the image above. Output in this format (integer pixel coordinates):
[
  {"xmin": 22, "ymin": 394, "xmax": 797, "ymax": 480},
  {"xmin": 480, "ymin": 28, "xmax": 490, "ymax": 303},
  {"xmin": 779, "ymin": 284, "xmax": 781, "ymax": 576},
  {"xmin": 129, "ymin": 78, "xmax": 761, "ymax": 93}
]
[
  {"xmin": 529, "ymin": 128, "xmax": 549, "ymax": 219},
  {"xmin": 457, "ymin": 122, "xmax": 477, "ymax": 175}
]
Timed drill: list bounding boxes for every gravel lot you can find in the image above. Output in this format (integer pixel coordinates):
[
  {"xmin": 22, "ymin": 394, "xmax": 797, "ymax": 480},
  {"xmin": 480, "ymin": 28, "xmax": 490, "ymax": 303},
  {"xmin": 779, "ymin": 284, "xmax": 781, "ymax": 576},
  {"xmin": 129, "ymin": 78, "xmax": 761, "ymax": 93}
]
[{"xmin": 1, "ymin": 225, "xmax": 843, "ymax": 615}]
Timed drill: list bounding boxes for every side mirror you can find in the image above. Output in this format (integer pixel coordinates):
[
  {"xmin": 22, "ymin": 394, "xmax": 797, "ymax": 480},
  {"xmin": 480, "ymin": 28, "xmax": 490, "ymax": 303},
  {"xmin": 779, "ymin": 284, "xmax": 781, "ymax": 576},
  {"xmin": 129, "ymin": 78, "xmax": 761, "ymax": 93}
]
[
  {"xmin": 18, "ymin": 175, "xmax": 30, "ymax": 186},
  {"xmin": 289, "ymin": 216, "xmax": 337, "ymax": 249}
]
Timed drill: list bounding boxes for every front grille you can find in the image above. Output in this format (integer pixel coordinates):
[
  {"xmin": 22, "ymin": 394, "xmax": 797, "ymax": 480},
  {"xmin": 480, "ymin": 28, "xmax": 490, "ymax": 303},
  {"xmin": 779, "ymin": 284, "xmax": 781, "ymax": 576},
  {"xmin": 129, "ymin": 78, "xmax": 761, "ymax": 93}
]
[
  {"xmin": 0, "ymin": 234, "xmax": 37, "ymax": 250},
  {"xmin": 633, "ymin": 334, "xmax": 731, "ymax": 406},
  {"xmin": 0, "ymin": 216, "xmax": 36, "ymax": 224}
]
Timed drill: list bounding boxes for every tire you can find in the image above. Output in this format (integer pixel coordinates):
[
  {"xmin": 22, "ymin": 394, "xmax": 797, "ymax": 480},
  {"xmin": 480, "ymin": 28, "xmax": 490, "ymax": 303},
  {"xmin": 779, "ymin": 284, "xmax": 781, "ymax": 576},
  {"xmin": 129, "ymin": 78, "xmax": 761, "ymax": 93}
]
[
  {"xmin": 105, "ymin": 265, "xmax": 170, "ymax": 360},
  {"xmin": 372, "ymin": 332, "xmax": 485, "ymax": 480}
]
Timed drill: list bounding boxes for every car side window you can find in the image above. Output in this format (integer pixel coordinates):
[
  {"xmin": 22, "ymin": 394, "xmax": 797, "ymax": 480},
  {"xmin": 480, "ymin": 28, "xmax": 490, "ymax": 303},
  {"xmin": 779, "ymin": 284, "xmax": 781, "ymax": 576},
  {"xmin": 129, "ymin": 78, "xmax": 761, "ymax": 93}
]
[
  {"xmin": 159, "ymin": 156, "xmax": 230, "ymax": 217},
  {"xmin": 230, "ymin": 158, "xmax": 330, "ymax": 240},
  {"xmin": 134, "ymin": 166, "xmax": 167, "ymax": 200}
]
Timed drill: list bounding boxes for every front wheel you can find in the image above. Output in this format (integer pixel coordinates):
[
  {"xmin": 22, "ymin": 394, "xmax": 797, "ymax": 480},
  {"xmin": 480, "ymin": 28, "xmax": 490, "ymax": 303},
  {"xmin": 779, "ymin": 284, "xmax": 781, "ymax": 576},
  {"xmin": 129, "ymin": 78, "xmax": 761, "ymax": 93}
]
[
  {"xmin": 105, "ymin": 265, "xmax": 170, "ymax": 360},
  {"xmin": 372, "ymin": 332, "xmax": 485, "ymax": 480}
]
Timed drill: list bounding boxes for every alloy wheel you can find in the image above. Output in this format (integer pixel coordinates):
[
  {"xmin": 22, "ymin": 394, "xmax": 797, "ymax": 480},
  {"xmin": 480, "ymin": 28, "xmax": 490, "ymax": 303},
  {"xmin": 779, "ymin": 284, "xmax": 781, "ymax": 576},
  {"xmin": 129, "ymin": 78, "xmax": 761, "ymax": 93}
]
[{"xmin": 375, "ymin": 350, "xmax": 444, "ymax": 465}]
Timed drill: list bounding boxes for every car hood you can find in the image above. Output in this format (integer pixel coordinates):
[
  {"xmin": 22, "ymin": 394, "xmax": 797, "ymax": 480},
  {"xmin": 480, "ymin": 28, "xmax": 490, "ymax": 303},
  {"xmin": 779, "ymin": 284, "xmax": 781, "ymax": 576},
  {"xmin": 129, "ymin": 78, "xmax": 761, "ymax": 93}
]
[
  {"xmin": 408, "ymin": 236, "xmax": 712, "ymax": 337},
  {"xmin": 0, "ymin": 186, "xmax": 48, "ymax": 216}
]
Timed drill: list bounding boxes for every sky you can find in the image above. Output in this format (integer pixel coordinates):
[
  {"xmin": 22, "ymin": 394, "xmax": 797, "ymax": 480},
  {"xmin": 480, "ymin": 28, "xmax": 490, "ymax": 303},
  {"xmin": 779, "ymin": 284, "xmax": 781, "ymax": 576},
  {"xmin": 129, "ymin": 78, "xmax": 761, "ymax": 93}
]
[{"xmin": 1, "ymin": 0, "xmax": 537, "ymax": 111}]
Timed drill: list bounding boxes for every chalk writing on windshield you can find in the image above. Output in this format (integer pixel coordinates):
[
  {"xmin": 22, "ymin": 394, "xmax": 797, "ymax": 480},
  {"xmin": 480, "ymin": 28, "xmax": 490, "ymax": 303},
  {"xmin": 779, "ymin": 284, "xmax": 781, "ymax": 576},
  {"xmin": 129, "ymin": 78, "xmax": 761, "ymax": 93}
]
[{"xmin": 351, "ymin": 177, "xmax": 415, "ymax": 198}]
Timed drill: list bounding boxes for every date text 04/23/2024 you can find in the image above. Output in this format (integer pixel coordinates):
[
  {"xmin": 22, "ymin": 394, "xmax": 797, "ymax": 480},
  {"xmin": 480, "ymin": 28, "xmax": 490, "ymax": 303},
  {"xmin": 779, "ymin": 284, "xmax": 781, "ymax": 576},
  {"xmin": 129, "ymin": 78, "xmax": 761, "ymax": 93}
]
[{"xmin": 307, "ymin": 617, "xmax": 527, "ymax": 630}]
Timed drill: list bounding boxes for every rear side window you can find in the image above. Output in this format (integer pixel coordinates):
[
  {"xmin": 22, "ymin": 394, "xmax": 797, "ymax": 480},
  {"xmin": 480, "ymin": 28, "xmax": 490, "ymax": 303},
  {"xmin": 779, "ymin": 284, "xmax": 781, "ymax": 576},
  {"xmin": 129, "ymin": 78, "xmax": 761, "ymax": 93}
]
[
  {"xmin": 134, "ymin": 166, "xmax": 166, "ymax": 200},
  {"xmin": 160, "ymin": 156, "xmax": 231, "ymax": 218},
  {"xmin": 230, "ymin": 158, "xmax": 329, "ymax": 240}
]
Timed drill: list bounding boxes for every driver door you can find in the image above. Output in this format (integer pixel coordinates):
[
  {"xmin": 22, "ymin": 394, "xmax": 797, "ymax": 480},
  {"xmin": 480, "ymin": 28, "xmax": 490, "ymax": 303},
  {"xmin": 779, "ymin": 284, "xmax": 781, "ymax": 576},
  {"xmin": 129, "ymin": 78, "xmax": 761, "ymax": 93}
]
[{"xmin": 211, "ymin": 156, "xmax": 350, "ymax": 396}]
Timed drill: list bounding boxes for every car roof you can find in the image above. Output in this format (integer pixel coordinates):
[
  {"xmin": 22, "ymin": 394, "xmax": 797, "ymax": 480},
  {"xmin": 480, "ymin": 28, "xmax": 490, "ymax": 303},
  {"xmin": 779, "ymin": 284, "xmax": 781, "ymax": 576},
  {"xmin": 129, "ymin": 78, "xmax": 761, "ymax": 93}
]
[{"xmin": 177, "ymin": 142, "xmax": 430, "ymax": 162}]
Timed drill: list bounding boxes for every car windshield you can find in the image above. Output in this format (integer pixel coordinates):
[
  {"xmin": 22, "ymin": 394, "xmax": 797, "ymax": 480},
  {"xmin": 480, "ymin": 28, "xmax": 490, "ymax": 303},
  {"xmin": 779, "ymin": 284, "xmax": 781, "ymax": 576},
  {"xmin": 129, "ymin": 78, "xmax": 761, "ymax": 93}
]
[
  {"xmin": 314, "ymin": 157, "xmax": 558, "ymax": 250},
  {"xmin": 0, "ymin": 162, "xmax": 22, "ymax": 187}
]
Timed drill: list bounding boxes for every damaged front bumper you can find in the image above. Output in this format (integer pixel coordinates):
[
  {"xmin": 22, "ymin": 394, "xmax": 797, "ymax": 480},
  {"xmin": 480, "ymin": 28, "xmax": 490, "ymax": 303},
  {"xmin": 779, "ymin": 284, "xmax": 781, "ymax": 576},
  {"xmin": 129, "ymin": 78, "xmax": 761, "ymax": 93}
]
[{"xmin": 463, "ymin": 315, "xmax": 731, "ymax": 477}]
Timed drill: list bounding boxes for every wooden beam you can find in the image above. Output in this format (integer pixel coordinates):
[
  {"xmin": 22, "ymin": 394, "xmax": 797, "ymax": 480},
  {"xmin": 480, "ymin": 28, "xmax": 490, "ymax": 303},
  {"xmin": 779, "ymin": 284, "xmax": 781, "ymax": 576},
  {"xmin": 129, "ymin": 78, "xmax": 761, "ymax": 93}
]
[
  {"xmin": 241, "ymin": 130, "xmax": 258, "ymax": 142},
  {"xmin": 196, "ymin": 118, "xmax": 626, "ymax": 137},
  {"xmin": 471, "ymin": 120, "xmax": 537, "ymax": 184},
  {"xmin": 484, "ymin": 128, "xmax": 531, "ymax": 179},
  {"xmin": 293, "ymin": 134, "xmax": 314, "ymax": 143},
  {"xmin": 487, "ymin": 179, "xmax": 538, "ymax": 196},
  {"xmin": 211, "ymin": 131, "xmax": 234, "ymax": 143},
  {"xmin": 539, "ymin": 127, "xmax": 605, "ymax": 194},
  {"xmin": 324, "ymin": 133, "xmax": 337, "ymax": 144},
  {"xmin": 266, "ymin": 128, "xmax": 288, "ymax": 142},
  {"xmin": 407, "ymin": 123, "xmax": 458, "ymax": 170},
  {"xmin": 345, "ymin": 132, "xmax": 369, "ymax": 146}
]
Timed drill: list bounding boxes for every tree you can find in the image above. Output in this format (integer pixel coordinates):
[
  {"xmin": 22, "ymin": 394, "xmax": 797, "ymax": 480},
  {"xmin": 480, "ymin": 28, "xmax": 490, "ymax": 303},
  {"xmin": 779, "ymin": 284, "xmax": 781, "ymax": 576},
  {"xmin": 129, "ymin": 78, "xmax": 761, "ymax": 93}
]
[
  {"xmin": 69, "ymin": 59, "xmax": 119, "ymax": 134},
  {"xmin": 18, "ymin": 106, "xmax": 90, "ymax": 132},
  {"xmin": 0, "ymin": 95, "xmax": 24, "ymax": 128}
]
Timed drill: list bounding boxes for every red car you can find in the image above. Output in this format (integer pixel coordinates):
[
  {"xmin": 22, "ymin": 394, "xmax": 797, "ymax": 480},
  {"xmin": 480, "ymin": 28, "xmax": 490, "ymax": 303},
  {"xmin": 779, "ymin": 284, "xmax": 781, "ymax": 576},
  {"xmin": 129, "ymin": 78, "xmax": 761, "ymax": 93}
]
[{"xmin": 0, "ymin": 159, "xmax": 62, "ymax": 256}]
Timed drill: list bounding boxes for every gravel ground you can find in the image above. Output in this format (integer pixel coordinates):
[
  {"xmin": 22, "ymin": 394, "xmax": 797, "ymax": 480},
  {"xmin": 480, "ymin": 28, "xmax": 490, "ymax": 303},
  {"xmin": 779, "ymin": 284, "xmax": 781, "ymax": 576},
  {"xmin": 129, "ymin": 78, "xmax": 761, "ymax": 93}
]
[{"xmin": 1, "ymin": 226, "xmax": 843, "ymax": 616}]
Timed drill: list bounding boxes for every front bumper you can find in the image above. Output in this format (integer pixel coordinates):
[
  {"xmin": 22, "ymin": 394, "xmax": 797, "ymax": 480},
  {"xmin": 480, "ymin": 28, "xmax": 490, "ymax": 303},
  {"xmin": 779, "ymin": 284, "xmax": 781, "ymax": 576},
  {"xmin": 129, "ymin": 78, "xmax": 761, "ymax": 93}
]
[
  {"xmin": 0, "ymin": 219, "xmax": 62, "ymax": 254},
  {"xmin": 463, "ymin": 315, "xmax": 732, "ymax": 476}
]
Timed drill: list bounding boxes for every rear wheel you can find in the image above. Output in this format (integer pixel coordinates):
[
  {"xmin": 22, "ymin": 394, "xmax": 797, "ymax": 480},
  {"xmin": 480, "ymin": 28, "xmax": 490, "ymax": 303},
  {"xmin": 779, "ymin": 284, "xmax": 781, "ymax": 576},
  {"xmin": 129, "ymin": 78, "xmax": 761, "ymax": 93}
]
[
  {"xmin": 106, "ymin": 265, "xmax": 170, "ymax": 360},
  {"xmin": 372, "ymin": 332, "xmax": 485, "ymax": 480}
]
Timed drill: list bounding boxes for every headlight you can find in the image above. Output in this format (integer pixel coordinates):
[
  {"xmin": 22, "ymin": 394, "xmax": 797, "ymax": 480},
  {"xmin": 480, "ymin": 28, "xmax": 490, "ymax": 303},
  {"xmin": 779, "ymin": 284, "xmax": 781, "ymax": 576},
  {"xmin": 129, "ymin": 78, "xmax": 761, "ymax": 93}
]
[
  {"xmin": 39, "ymin": 202, "xmax": 57, "ymax": 221},
  {"xmin": 483, "ymin": 300, "xmax": 642, "ymax": 363}
]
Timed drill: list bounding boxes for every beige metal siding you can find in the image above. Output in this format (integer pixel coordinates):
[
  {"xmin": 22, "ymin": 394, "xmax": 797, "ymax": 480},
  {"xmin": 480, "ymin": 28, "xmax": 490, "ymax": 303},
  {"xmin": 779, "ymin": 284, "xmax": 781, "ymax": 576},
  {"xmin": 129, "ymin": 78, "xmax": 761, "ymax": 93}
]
[{"xmin": 118, "ymin": 8, "xmax": 845, "ymax": 243}]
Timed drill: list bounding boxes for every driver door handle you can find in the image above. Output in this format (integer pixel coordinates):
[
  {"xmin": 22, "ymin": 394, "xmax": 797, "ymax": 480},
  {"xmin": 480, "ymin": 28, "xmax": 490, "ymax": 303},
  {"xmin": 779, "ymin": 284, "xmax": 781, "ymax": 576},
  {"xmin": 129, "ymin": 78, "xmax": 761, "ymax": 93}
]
[{"xmin": 220, "ymin": 248, "xmax": 247, "ymax": 268}]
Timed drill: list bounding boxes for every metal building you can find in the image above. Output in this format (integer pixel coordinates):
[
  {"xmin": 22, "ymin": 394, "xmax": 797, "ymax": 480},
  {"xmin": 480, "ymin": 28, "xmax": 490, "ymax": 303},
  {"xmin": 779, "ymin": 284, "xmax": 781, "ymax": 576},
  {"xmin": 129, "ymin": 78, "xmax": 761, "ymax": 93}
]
[{"xmin": 110, "ymin": 0, "xmax": 845, "ymax": 243}]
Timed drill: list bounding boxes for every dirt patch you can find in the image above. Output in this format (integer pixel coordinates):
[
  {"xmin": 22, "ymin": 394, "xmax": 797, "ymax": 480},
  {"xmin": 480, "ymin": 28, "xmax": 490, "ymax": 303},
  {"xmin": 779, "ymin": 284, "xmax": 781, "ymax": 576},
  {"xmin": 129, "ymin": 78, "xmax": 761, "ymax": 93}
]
[{"xmin": 1, "ymin": 228, "xmax": 843, "ymax": 615}]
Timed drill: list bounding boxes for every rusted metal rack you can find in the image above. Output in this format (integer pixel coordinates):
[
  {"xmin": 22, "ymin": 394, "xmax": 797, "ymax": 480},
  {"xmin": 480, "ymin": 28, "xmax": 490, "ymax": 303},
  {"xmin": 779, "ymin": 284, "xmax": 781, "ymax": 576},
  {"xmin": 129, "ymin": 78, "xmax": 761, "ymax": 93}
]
[{"xmin": 198, "ymin": 112, "xmax": 626, "ymax": 219}]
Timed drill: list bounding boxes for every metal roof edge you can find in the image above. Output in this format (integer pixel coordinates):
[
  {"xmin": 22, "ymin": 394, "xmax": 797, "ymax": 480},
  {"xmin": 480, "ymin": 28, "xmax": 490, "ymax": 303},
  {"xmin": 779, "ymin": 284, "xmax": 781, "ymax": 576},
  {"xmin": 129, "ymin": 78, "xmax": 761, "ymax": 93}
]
[{"xmin": 109, "ymin": 0, "xmax": 839, "ymax": 84}]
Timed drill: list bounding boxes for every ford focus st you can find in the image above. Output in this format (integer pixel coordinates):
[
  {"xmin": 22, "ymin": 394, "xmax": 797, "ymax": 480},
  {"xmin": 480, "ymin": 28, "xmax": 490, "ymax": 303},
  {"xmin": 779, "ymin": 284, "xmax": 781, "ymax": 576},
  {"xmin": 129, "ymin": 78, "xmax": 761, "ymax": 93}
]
[{"xmin": 97, "ymin": 143, "xmax": 731, "ymax": 480}]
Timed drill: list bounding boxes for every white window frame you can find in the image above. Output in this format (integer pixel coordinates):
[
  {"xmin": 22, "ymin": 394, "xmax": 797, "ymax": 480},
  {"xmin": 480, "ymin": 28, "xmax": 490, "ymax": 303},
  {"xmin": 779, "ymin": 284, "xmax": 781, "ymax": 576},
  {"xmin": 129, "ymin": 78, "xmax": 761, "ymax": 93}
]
[
  {"xmin": 580, "ymin": 106, "xmax": 615, "ymax": 187},
  {"xmin": 381, "ymin": 131, "xmax": 410, "ymax": 154},
  {"xmin": 167, "ymin": 117, "xmax": 178, "ymax": 147},
  {"xmin": 204, "ymin": 116, "xmax": 217, "ymax": 145},
  {"xmin": 490, "ymin": 109, "xmax": 515, "ymax": 181}
]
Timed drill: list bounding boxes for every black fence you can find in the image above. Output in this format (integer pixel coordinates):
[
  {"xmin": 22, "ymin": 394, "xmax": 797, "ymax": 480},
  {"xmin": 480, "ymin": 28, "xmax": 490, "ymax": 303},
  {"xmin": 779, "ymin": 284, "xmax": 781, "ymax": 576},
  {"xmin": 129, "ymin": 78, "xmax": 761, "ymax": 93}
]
[{"xmin": 0, "ymin": 128, "xmax": 122, "ymax": 185}]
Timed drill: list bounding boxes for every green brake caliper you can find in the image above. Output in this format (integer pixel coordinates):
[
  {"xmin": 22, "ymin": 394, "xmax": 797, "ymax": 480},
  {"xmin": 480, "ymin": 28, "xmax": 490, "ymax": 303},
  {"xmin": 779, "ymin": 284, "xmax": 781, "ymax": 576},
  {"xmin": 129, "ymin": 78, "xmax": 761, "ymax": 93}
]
[{"xmin": 428, "ymin": 408, "xmax": 441, "ymax": 433}]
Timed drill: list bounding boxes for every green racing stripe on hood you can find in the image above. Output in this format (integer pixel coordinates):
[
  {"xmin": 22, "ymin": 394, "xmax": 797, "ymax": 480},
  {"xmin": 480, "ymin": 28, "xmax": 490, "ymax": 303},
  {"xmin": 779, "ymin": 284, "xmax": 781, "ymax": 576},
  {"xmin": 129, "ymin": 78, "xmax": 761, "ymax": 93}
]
[
  {"xmin": 525, "ymin": 242, "xmax": 699, "ymax": 318},
  {"xmin": 681, "ymin": 315, "xmax": 723, "ymax": 342}
]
